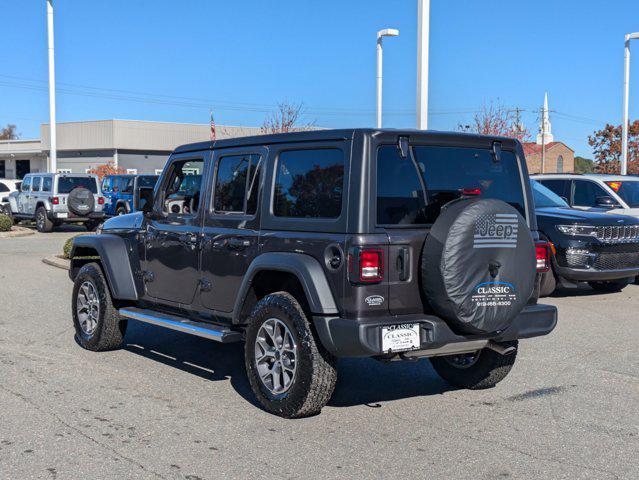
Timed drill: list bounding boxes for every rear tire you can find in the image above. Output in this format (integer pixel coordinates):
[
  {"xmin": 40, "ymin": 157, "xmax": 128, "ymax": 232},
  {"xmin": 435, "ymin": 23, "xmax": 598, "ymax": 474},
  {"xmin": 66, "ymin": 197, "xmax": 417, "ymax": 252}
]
[
  {"xmin": 539, "ymin": 267, "xmax": 557, "ymax": 297},
  {"xmin": 85, "ymin": 220, "xmax": 100, "ymax": 231},
  {"xmin": 430, "ymin": 341, "xmax": 518, "ymax": 389},
  {"xmin": 35, "ymin": 206, "xmax": 53, "ymax": 232},
  {"xmin": 244, "ymin": 292, "xmax": 337, "ymax": 418},
  {"xmin": 588, "ymin": 279, "xmax": 631, "ymax": 293},
  {"xmin": 72, "ymin": 262, "xmax": 127, "ymax": 351}
]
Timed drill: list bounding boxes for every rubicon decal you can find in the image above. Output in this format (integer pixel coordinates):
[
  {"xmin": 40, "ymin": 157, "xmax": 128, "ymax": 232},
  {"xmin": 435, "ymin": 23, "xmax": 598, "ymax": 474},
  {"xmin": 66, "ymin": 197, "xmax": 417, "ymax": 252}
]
[
  {"xmin": 474, "ymin": 213, "xmax": 519, "ymax": 249},
  {"xmin": 471, "ymin": 281, "xmax": 517, "ymax": 307}
]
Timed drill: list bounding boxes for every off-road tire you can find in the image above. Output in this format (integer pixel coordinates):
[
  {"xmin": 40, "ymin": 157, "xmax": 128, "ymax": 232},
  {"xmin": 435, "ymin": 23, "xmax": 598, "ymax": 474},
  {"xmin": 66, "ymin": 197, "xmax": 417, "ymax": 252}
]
[
  {"xmin": 35, "ymin": 206, "xmax": 53, "ymax": 233},
  {"xmin": 539, "ymin": 267, "xmax": 557, "ymax": 297},
  {"xmin": 588, "ymin": 279, "xmax": 630, "ymax": 293},
  {"xmin": 430, "ymin": 340, "xmax": 518, "ymax": 389},
  {"xmin": 244, "ymin": 292, "xmax": 337, "ymax": 418},
  {"xmin": 72, "ymin": 262, "xmax": 127, "ymax": 351}
]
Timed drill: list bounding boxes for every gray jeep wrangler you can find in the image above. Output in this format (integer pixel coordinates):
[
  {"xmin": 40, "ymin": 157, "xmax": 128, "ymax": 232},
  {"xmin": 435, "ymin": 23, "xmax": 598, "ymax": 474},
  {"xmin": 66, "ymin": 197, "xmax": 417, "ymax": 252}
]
[{"xmin": 69, "ymin": 129, "xmax": 557, "ymax": 418}]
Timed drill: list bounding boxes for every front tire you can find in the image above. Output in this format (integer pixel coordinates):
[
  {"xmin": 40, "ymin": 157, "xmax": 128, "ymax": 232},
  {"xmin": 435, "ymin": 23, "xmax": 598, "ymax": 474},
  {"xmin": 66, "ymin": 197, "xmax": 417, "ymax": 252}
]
[
  {"xmin": 430, "ymin": 341, "xmax": 518, "ymax": 389},
  {"xmin": 72, "ymin": 262, "xmax": 127, "ymax": 351},
  {"xmin": 588, "ymin": 278, "xmax": 631, "ymax": 292},
  {"xmin": 244, "ymin": 292, "xmax": 337, "ymax": 418},
  {"xmin": 35, "ymin": 206, "xmax": 53, "ymax": 232}
]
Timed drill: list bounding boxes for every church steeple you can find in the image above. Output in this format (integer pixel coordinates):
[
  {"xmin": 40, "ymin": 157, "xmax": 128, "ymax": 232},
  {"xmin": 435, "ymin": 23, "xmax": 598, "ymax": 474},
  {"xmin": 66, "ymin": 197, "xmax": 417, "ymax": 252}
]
[{"xmin": 536, "ymin": 92, "xmax": 554, "ymax": 145}]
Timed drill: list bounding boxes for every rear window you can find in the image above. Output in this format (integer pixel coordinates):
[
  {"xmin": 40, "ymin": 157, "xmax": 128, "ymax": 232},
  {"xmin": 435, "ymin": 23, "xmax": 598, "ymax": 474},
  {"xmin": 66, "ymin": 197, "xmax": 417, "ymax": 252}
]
[
  {"xmin": 377, "ymin": 145, "xmax": 526, "ymax": 225},
  {"xmin": 273, "ymin": 148, "xmax": 344, "ymax": 219},
  {"xmin": 57, "ymin": 177, "xmax": 98, "ymax": 194}
]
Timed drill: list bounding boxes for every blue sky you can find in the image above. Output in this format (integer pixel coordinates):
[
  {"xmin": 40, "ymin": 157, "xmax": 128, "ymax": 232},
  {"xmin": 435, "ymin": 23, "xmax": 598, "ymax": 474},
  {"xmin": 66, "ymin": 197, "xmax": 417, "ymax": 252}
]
[{"xmin": 2, "ymin": 0, "xmax": 639, "ymax": 157}]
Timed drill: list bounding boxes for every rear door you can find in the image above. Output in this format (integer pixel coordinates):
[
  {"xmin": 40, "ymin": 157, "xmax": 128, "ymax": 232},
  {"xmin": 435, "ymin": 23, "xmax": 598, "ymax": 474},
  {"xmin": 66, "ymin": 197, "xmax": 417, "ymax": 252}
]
[
  {"xmin": 199, "ymin": 148, "xmax": 264, "ymax": 312},
  {"xmin": 142, "ymin": 154, "xmax": 207, "ymax": 305},
  {"xmin": 29, "ymin": 176, "xmax": 42, "ymax": 214}
]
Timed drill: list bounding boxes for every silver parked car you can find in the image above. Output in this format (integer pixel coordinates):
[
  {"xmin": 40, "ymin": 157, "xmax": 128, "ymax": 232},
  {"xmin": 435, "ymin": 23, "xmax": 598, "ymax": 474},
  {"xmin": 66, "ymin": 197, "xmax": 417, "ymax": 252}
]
[
  {"xmin": 0, "ymin": 179, "xmax": 21, "ymax": 216},
  {"xmin": 8, "ymin": 173, "xmax": 105, "ymax": 232}
]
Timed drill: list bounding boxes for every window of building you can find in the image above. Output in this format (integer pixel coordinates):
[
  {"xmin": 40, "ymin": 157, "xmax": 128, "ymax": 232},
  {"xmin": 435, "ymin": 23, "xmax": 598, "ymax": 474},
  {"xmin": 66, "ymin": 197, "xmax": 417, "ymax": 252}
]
[
  {"xmin": 376, "ymin": 145, "xmax": 427, "ymax": 225},
  {"xmin": 162, "ymin": 159, "xmax": 204, "ymax": 215},
  {"xmin": 0, "ymin": 160, "xmax": 5, "ymax": 178},
  {"xmin": 126, "ymin": 169, "xmax": 138, "ymax": 174},
  {"xmin": 31, "ymin": 177, "xmax": 42, "ymax": 192},
  {"xmin": 556, "ymin": 155, "xmax": 564, "ymax": 173},
  {"xmin": 42, "ymin": 177, "xmax": 52, "ymax": 192},
  {"xmin": 57, "ymin": 169, "xmax": 72, "ymax": 174},
  {"xmin": 273, "ymin": 149, "xmax": 344, "ymax": 218},
  {"xmin": 213, "ymin": 154, "xmax": 261, "ymax": 214},
  {"xmin": 573, "ymin": 180, "xmax": 609, "ymax": 207}
]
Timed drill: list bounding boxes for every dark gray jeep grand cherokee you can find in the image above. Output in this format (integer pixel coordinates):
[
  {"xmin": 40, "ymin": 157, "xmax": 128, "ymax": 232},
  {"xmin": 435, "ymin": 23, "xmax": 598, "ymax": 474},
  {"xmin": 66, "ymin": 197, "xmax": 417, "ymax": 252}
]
[{"xmin": 69, "ymin": 129, "xmax": 557, "ymax": 418}]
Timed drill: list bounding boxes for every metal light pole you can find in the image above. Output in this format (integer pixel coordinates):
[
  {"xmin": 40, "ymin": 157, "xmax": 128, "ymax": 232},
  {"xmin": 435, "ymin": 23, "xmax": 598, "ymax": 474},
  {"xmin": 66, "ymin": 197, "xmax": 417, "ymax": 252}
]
[
  {"xmin": 622, "ymin": 32, "xmax": 639, "ymax": 175},
  {"xmin": 417, "ymin": 0, "xmax": 430, "ymax": 129},
  {"xmin": 47, "ymin": 0, "xmax": 57, "ymax": 173},
  {"xmin": 376, "ymin": 28, "xmax": 399, "ymax": 128}
]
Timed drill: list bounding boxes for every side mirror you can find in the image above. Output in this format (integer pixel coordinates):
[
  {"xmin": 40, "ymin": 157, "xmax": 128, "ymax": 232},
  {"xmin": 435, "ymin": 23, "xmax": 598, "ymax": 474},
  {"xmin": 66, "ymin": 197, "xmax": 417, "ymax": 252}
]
[{"xmin": 595, "ymin": 196, "xmax": 619, "ymax": 208}]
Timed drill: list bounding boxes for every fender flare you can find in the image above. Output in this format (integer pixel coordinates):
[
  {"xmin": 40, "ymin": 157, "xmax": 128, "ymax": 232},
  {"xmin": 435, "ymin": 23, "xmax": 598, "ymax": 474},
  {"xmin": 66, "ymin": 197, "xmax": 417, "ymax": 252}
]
[
  {"xmin": 70, "ymin": 234, "xmax": 138, "ymax": 301},
  {"xmin": 232, "ymin": 252, "xmax": 338, "ymax": 323}
]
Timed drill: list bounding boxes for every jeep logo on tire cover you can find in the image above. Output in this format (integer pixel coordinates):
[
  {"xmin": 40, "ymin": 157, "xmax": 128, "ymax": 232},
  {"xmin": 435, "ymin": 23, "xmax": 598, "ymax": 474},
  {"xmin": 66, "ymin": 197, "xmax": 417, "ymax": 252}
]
[{"xmin": 474, "ymin": 213, "xmax": 519, "ymax": 249}]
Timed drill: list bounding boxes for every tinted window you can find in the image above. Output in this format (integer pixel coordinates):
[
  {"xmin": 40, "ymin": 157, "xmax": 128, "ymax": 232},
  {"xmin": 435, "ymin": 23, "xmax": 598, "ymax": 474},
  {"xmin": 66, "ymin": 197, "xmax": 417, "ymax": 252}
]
[
  {"xmin": 377, "ymin": 145, "xmax": 427, "ymax": 225},
  {"xmin": 538, "ymin": 179, "xmax": 570, "ymax": 200},
  {"xmin": 0, "ymin": 183, "xmax": 9, "ymax": 193},
  {"xmin": 412, "ymin": 146, "xmax": 526, "ymax": 220},
  {"xmin": 101, "ymin": 177, "xmax": 112, "ymax": 192},
  {"xmin": 531, "ymin": 180, "xmax": 569, "ymax": 208},
  {"xmin": 42, "ymin": 177, "xmax": 52, "ymax": 192},
  {"xmin": 21, "ymin": 177, "xmax": 31, "ymax": 191},
  {"xmin": 122, "ymin": 177, "xmax": 134, "ymax": 194},
  {"xmin": 214, "ymin": 154, "xmax": 261, "ymax": 214},
  {"xmin": 162, "ymin": 159, "xmax": 204, "ymax": 215},
  {"xmin": 58, "ymin": 177, "xmax": 98, "ymax": 194},
  {"xmin": 273, "ymin": 149, "xmax": 344, "ymax": 218},
  {"xmin": 32, "ymin": 177, "xmax": 42, "ymax": 192},
  {"xmin": 138, "ymin": 176, "xmax": 158, "ymax": 189},
  {"xmin": 605, "ymin": 180, "xmax": 639, "ymax": 207},
  {"xmin": 573, "ymin": 180, "xmax": 608, "ymax": 207}
]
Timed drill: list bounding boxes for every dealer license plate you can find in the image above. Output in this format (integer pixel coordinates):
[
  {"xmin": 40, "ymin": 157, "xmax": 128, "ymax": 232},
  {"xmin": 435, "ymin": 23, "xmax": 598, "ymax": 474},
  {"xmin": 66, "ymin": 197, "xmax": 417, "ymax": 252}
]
[
  {"xmin": 56, "ymin": 213, "xmax": 68, "ymax": 218},
  {"xmin": 381, "ymin": 323, "xmax": 420, "ymax": 353}
]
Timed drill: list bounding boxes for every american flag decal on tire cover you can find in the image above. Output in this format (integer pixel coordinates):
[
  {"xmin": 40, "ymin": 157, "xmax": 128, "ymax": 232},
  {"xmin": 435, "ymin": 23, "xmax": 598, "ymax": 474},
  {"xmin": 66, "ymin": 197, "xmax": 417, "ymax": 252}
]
[{"xmin": 474, "ymin": 213, "xmax": 519, "ymax": 248}]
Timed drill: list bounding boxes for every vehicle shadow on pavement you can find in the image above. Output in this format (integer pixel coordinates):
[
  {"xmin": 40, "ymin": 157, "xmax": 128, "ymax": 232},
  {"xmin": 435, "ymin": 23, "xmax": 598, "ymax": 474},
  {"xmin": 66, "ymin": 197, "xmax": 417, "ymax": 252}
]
[{"xmin": 121, "ymin": 320, "xmax": 456, "ymax": 411}]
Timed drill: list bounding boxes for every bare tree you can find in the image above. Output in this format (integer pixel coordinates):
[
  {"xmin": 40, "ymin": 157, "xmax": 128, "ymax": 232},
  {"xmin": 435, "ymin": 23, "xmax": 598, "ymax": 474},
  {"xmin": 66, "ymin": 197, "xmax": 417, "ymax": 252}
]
[
  {"xmin": 261, "ymin": 101, "xmax": 316, "ymax": 134},
  {"xmin": 460, "ymin": 101, "xmax": 529, "ymax": 141},
  {"xmin": 0, "ymin": 124, "xmax": 19, "ymax": 140}
]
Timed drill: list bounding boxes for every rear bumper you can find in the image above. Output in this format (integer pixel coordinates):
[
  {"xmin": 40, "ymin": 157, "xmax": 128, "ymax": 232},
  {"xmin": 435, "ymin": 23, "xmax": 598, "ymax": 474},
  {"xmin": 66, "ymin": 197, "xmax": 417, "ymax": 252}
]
[
  {"xmin": 48, "ymin": 211, "xmax": 105, "ymax": 222},
  {"xmin": 313, "ymin": 303, "xmax": 557, "ymax": 358}
]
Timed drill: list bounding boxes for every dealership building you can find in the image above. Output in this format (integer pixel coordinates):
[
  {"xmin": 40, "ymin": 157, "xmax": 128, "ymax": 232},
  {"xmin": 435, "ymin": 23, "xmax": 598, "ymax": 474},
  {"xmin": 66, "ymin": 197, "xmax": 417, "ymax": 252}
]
[{"xmin": 0, "ymin": 119, "xmax": 261, "ymax": 179}]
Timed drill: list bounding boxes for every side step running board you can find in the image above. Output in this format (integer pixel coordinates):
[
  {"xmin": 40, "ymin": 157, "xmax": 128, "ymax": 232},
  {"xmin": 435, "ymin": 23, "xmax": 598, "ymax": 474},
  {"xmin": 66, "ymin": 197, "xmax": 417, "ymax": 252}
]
[{"xmin": 119, "ymin": 307, "xmax": 242, "ymax": 343}]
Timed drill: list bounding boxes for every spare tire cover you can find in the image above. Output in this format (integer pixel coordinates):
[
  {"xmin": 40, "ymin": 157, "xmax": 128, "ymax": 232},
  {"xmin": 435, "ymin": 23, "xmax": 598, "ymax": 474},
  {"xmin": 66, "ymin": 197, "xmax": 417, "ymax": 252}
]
[
  {"xmin": 67, "ymin": 187, "xmax": 95, "ymax": 216},
  {"xmin": 421, "ymin": 198, "xmax": 535, "ymax": 335}
]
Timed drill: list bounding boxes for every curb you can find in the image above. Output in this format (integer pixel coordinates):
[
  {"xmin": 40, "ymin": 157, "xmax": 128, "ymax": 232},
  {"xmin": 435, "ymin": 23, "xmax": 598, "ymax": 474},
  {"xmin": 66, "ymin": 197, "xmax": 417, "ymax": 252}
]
[
  {"xmin": 42, "ymin": 255, "xmax": 70, "ymax": 271},
  {"xmin": 0, "ymin": 227, "xmax": 35, "ymax": 239}
]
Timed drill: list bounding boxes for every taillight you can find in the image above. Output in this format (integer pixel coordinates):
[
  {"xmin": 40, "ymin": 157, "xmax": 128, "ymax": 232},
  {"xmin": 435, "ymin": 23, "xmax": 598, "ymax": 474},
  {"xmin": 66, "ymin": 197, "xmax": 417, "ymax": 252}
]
[
  {"xmin": 97, "ymin": 197, "xmax": 105, "ymax": 205},
  {"xmin": 51, "ymin": 196, "xmax": 59, "ymax": 205},
  {"xmin": 535, "ymin": 241, "xmax": 551, "ymax": 273},
  {"xmin": 359, "ymin": 248, "xmax": 384, "ymax": 282},
  {"xmin": 461, "ymin": 187, "xmax": 482, "ymax": 196}
]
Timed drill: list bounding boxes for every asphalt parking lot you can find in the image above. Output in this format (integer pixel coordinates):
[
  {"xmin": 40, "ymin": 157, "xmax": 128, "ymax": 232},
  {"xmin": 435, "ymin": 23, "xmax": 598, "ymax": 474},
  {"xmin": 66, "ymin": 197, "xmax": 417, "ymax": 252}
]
[{"xmin": 0, "ymin": 229, "xmax": 638, "ymax": 480}]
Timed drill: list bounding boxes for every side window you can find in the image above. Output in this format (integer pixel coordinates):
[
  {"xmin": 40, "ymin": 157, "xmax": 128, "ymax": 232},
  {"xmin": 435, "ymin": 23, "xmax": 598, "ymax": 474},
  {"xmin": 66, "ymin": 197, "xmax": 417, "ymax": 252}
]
[
  {"xmin": 376, "ymin": 145, "xmax": 427, "ymax": 225},
  {"xmin": 31, "ymin": 177, "xmax": 42, "ymax": 192},
  {"xmin": 161, "ymin": 159, "xmax": 204, "ymax": 216},
  {"xmin": 42, "ymin": 177, "xmax": 52, "ymax": 192},
  {"xmin": 273, "ymin": 149, "xmax": 344, "ymax": 218},
  {"xmin": 213, "ymin": 154, "xmax": 261, "ymax": 214},
  {"xmin": 21, "ymin": 177, "xmax": 31, "ymax": 192},
  {"xmin": 101, "ymin": 177, "xmax": 112, "ymax": 193},
  {"xmin": 539, "ymin": 179, "xmax": 570, "ymax": 201},
  {"xmin": 573, "ymin": 180, "xmax": 608, "ymax": 207},
  {"xmin": 122, "ymin": 177, "xmax": 134, "ymax": 194},
  {"xmin": 0, "ymin": 183, "xmax": 8, "ymax": 193}
]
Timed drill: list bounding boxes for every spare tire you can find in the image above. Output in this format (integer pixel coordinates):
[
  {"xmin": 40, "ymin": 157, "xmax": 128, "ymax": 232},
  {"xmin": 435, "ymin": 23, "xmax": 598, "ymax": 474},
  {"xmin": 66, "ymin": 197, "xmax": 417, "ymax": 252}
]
[
  {"xmin": 67, "ymin": 187, "xmax": 95, "ymax": 216},
  {"xmin": 421, "ymin": 198, "xmax": 536, "ymax": 335}
]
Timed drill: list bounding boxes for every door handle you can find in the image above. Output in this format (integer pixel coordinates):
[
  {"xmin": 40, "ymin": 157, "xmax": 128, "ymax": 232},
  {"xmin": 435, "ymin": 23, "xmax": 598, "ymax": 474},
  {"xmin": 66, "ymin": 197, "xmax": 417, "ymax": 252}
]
[{"xmin": 227, "ymin": 238, "xmax": 250, "ymax": 250}]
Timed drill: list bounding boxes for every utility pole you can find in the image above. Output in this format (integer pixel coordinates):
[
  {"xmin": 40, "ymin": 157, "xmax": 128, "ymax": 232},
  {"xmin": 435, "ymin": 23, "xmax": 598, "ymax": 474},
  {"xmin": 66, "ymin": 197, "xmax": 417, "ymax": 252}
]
[
  {"xmin": 376, "ymin": 29, "xmax": 399, "ymax": 128},
  {"xmin": 46, "ymin": 0, "xmax": 57, "ymax": 173},
  {"xmin": 622, "ymin": 33, "xmax": 639, "ymax": 175},
  {"xmin": 416, "ymin": 0, "xmax": 430, "ymax": 129},
  {"xmin": 510, "ymin": 107, "xmax": 525, "ymax": 137}
]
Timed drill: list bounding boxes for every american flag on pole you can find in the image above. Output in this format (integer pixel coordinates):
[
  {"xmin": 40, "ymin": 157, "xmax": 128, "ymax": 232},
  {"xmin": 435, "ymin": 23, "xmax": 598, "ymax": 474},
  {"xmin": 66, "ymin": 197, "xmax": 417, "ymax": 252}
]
[{"xmin": 210, "ymin": 111, "xmax": 216, "ymax": 141}]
